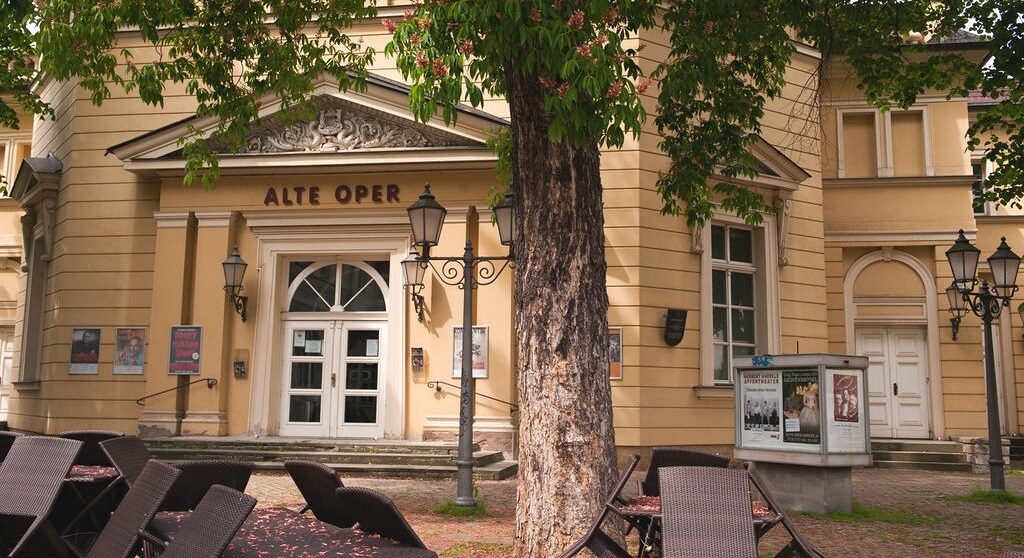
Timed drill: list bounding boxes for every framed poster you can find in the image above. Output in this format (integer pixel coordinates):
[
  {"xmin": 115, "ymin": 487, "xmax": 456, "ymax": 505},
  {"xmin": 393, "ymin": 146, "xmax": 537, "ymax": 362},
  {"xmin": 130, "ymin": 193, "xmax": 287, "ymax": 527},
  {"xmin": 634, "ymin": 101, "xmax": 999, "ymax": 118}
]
[
  {"xmin": 739, "ymin": 370, "xmax": 783, "ymax": 448},
  {"xmin": 114, "ymin": 327, "xmax": 146, "ymax": 375},
  {"xmin": 826, "ymin": 369, "xmax": 867, "ymax": 453},
  {"xmin": 608, "ymin": 327, "xmax": 622, "ymax": 380},
  {"xmin": 782, "ymin": 369, "xmax": 821, "ymax": 446},
  {"xmin": 168, "ymin": 325, "xmax": 202, "ymax": 375},
  {"xmin": 69, "ymin": 328, "xmax": 101, "ymax": 374},
  {"xmin": 452, "ymin": 326, "xmax": 488, "ymax": 379}
]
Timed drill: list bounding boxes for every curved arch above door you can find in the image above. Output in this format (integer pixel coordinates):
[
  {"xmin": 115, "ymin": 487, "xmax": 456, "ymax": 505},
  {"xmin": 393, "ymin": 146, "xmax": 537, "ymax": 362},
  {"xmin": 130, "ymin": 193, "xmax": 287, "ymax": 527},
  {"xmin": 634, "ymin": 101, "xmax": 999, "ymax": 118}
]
[{"xmin": 843, "ymin": 248, "xmax": 943, "ymax": 439}]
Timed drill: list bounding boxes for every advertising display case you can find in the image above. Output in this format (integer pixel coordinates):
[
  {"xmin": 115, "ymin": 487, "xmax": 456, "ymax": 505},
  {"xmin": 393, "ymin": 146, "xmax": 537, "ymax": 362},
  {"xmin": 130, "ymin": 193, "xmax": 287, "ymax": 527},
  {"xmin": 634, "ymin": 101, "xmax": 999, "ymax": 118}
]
[{"xmin": 733, "ymin": 354, "xmax": 871, "ymax": 512}]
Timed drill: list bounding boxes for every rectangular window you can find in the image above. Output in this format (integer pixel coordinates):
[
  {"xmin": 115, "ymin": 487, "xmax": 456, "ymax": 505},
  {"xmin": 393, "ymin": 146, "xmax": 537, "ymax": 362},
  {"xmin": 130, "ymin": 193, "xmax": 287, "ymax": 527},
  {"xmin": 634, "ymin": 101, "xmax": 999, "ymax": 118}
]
[
  {"xmin": 972, "ymin": 159, "xmax": 988, "ymax": 215},
  {"xmin": 0, "ymin": 137, "xmax": 31, "ymax": 196},
  {"xmin": 711, "ymin": 224, "xmax": 757, "ymax": 383}
]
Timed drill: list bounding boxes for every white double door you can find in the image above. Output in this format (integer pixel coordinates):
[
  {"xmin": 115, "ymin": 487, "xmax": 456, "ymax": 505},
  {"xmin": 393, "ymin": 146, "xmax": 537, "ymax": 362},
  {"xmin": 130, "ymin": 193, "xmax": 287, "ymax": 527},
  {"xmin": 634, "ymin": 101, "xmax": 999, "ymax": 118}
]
[
  {"xmin": 279, "ymin": 320, "xmax": 387, "ymax": 438},
  {"xmin": 856, "ymin": 327, "xmax": 931, "ymax": 439}
]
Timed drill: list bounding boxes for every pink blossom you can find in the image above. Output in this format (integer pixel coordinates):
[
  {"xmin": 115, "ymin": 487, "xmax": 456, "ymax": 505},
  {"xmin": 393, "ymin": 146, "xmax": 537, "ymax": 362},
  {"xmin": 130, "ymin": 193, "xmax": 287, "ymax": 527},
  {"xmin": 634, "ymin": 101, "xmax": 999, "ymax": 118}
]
[
  {"xmin": 577, "ymin": 44, "xmax": 593, "ymax": 58},
  {"xmin": 381, "ymin": 19, "xmax": 397, "ymax": 32},
  {"xmin": 530, "ymin": 8, "xmax": 541, "ymax": 22},
  {"xmin": 637, "ymin": 79, "xmax": 654, "ymax": 94},
  {"xmin": 458, "ymin": 38, "xmax": 474, "ymax": 55},
  {"xmin": 606, "ymin": 81, "xmax": 622, "ymax": 98},
  {"xmin": 432, "ymin": 59, "xmax": 449, "ymax": 77},
  {"xmin": 567, "ymin": 9, "xmax": 584, "ymax": 29},
  {"xmin": 415, "ymin": 51, "xmax": 429, "ymax": 69},
  {"xmin": 556, "ymin": 83, "xmax": 569, "ymax": 98}
]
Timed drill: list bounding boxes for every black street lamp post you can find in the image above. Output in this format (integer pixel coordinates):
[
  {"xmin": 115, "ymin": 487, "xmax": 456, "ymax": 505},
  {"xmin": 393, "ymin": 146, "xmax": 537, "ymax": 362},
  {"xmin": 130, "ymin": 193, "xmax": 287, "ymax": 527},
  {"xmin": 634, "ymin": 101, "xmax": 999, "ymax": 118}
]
[
  {"xmin": 945, "ymin": 229, "xmax": 1021, "ymax": 492},
  {"xmin": 402, "ymin": 184, "xmax": 515, "ymax": 507}
]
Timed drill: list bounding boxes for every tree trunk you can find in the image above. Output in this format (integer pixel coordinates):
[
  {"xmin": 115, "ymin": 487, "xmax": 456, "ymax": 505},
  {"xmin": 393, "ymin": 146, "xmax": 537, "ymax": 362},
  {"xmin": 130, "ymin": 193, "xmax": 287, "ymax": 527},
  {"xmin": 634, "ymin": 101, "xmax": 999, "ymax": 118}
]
[{"xmin": 506, "ymin": 63, "xmax": 619, "ymax": 557}]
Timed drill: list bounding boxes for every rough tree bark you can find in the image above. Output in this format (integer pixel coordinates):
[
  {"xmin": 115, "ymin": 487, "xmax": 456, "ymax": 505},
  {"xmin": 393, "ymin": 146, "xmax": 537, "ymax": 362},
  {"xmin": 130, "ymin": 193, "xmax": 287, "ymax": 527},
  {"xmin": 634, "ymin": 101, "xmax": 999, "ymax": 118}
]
[{"xmin": 506, "ymin": 62, "xmax": 620, "ymax": 557}]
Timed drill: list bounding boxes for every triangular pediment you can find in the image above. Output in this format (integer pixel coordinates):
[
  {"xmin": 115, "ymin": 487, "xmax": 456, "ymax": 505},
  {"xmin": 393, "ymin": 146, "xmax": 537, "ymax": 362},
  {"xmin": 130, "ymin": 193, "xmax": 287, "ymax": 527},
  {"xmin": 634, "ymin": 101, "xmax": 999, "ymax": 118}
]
[
  {"xmin": 108, "ymin": 74, "xmax": 508, "ymax": 174},
  {"xmin": 711, "ymin": 135, "xmax": 811, "ymax": 193},
  {"xmin": 748, "ymin": 136, "xmax": 811, "ymax": 186}
]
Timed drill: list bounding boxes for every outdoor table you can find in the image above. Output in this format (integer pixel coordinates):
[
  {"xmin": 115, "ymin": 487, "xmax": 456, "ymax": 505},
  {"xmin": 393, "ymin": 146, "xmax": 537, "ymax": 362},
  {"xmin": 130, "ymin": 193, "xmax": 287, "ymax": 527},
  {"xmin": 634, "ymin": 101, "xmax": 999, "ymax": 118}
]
[
  {"xmin": 148, "ymin": 507, "xmax": 439, "ymax": 558},
  {"xmin": 59, "ymin": 465, "xmax": 123, "ymax": 553},
  {"xmin": 66, "ymin": 465, "xmax": 119, "ymax": 483},
  {"xmin": 614, "ymin": 495, "xmax": 778, "ymax": 558}
]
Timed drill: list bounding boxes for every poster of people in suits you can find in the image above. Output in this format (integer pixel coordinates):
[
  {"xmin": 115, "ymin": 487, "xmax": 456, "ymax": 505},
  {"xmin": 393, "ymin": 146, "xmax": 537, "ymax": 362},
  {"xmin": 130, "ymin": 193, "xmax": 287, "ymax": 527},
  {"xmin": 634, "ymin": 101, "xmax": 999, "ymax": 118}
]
[
  {"xmin": 739, "ymin": 371, "xmax": 782, "ymax": 447},
  {"xmin": 826, "ymin": 370, "xmax": 868, "ymax": 453}
]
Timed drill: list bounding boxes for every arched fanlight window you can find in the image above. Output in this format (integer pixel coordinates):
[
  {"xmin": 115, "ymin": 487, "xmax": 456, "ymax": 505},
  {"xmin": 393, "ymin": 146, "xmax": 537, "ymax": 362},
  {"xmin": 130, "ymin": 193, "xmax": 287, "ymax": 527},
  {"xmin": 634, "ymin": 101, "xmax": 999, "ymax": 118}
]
[{"xmin": 287, "ymin": 260, "xmax": 390, "ymax": 312}]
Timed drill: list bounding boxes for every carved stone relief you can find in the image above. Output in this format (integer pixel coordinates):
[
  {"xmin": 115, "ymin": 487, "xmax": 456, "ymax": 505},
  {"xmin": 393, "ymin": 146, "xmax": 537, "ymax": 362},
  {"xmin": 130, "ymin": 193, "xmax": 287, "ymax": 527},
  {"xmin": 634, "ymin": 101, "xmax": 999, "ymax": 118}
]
[{"xmin": 208, "ymin": 96, "xmax": 474, "ymax": 154}]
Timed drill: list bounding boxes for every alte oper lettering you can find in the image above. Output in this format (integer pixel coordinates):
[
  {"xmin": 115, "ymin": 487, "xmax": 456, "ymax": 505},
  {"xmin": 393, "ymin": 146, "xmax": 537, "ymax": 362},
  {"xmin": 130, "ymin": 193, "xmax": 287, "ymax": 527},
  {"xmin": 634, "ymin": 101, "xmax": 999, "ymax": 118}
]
[{"xmin": 264, "ymin": 184, "xmax": 401, "ymax": 206}]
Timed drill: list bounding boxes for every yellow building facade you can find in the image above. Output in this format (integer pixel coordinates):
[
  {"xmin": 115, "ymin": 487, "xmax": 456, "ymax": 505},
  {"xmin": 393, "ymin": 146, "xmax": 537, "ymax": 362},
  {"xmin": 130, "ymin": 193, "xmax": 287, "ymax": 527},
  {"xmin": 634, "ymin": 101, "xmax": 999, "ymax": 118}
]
[{"xmin": 1, "ymin": 15, "xmax": 1020, "ymax": 461}]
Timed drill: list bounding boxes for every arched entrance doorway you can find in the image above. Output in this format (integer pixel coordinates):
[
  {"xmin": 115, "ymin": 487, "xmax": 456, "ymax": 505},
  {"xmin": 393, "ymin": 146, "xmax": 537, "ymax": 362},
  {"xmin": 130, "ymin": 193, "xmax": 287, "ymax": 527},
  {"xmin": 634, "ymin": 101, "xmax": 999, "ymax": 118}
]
[{"xmin": 278, "ymin": 259, "xmax": 391, "ymax": 438}]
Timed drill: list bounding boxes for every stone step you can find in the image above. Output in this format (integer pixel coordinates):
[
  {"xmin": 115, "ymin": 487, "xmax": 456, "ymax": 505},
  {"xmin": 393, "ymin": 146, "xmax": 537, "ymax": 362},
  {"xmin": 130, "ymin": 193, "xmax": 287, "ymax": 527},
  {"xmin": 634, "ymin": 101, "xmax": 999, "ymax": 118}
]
[
  {"xmin": 142, "ymin": 436, "xmax": 518, "ymax": 480},
  {"xmin": 872, "ymin": 460, "xmax": 973, "ymax": 473},
  {"xmin": 241, "ymin": 459, "xmax": 519, "ymax": 480},
  {"xmin": 150, "ymin": 447, "xmax": 507, "ymax": 468},
  {"xmin": 146, "ymin": 437, "xmax": 473, "ymax": 455},
  {"xmin": 871, "ymin": 450, "xmax": 968, "ymax": 464},
  {"xmin": 1008, "ymin": 437, "xmax": 1024, "ymax": 460},
  {"xmin": 870, "ymin": 440, "xmax": 964, "ymax": 453},
  {"xmin": 869, "ymin": 439, "xmax": 972, "ymax": 472}
]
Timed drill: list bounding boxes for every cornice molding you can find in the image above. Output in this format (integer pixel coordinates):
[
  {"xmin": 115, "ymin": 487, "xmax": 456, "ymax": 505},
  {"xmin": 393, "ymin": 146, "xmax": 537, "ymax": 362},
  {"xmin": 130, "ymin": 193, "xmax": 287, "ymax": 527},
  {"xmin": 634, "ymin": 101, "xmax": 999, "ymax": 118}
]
[{"xmin": 823, "ymin": 175, "xmax": 972, "ymax": 188}]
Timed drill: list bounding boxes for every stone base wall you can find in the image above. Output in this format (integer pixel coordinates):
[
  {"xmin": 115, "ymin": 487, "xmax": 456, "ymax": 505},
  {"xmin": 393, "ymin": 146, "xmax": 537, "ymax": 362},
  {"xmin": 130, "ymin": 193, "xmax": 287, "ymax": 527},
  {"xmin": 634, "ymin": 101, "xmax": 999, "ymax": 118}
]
[{"xmin": 955, "ymin": 437, "xmax": 1011, "ymax": 473}]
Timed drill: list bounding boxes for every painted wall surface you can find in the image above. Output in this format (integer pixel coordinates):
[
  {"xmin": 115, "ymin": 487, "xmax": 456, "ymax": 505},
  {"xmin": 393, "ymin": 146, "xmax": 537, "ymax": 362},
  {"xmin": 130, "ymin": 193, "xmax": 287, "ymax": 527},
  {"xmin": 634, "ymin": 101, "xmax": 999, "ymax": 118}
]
[
  {"xmin": 5, "ymin": 15, "xmax": 1020, "ymax": 452},
  {"xmin": 822, "ymin": 43, "xmax": 1024, "ymax": 441}
]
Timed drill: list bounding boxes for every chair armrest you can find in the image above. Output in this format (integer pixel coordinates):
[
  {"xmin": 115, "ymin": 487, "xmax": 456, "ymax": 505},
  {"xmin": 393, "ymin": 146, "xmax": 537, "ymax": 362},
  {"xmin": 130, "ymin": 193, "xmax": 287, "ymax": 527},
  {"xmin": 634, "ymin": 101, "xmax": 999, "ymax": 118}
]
[{"xmin": 139, "ymin": 528, "xmax": 169, "ymax": 557}]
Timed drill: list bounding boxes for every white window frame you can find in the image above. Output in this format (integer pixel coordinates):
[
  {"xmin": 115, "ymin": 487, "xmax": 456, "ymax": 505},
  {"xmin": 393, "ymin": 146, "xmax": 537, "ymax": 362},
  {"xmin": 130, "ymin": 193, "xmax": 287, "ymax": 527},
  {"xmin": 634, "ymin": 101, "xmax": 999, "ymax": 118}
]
[
  {"xmin": 836, "ymin": 107, "xmax": 932, "ymax": 179},
  {"xmin": 972, "ymin": 154, "xmax": 994, "ymax": 216},
  {"xmin": 0, "ymin": 134, "xmax": 32, "ymax": 196},
  {"xmin": 699, "ymin": 215, "xmax": 781, "ymax": 386}
]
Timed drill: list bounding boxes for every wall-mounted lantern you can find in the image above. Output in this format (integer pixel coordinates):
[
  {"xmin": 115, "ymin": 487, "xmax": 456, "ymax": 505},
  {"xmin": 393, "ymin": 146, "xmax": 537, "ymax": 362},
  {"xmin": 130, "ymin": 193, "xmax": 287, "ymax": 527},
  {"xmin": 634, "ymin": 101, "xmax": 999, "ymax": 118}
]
[{"xmin": 222, "ymin": 246, "xmax": 248, "ymax": 322}]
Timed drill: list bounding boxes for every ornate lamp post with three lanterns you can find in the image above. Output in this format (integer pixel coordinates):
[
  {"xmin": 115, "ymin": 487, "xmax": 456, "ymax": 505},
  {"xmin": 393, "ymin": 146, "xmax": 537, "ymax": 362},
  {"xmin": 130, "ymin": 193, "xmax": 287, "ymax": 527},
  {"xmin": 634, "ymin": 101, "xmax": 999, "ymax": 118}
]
[
  {"xmin": 401, "ymin": 184, "xmax": 515, "ymax": 507},
  {"xmin": 945, "ymin": 229, "xmax": 1020, "ymax": 492}
]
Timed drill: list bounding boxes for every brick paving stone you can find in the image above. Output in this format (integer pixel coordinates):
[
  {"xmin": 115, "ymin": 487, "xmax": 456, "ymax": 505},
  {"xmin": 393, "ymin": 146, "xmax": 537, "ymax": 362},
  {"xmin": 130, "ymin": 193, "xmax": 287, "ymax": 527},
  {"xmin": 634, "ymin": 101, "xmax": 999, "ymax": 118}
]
[{"xmin": 244, "ymin": 467, "xmax": 1024, "ymax": 557}]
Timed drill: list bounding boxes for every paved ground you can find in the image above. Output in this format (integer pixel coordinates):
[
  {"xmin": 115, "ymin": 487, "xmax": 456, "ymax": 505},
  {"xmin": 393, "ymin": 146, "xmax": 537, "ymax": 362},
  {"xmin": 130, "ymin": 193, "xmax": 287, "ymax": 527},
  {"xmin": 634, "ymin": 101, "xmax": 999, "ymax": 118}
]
[{"xmin": 246, "ymin": 466, "xmax": 1024, "ymax": 557}]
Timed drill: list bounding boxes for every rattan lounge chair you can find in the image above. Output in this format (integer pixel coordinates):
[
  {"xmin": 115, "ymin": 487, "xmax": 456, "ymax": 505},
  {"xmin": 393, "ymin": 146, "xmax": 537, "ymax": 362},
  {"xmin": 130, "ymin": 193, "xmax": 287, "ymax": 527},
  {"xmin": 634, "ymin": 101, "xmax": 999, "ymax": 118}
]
[
  {"xmin": 0, "ymin": 431, "xmax": 23, "ymax": 463},
  {"xmin": 84, "ymin": 460, "xmax": 181, "ymax": 558},
  {"xmin": 334, "ymin": 486, "xmax": 431, "ymax": 549},
  {"xmin": 59, "ymin": 430, "xmax": 124, "ymax": 466},
  {"xmin": 284, "ymin": 460, "xmax": 358, "ymax": 528},
  {"xmin": 150, "ymin": 485, "xmax": 257, "ymax": 558},
  {"xmin": 100, "ymin": 437, "xmax": 253, "ymax": 513},
  {"xmin": 0, "ymin": 436, "xmax": 83, "ymax": 557},
  {"xmin": 557, "ymin": 454, "xmax": 642, "ymax": 558},
  {"xmin": 743, "ymin": 462, "xmax": 828, "ymax": 558},
  {"xmin": 98, "ymin": 436, "xmax": 152, "ymax": 486},
  {"xmin": 640, "ymin": 447, "xmax": 731, "ymax": 497},
  {"xmin": 659, "ymin": 465, "xmax": 758, "ymax": 558},
  {"xmin": 159, "ymin": 460, "xmax": 254, "ymax": 512}
]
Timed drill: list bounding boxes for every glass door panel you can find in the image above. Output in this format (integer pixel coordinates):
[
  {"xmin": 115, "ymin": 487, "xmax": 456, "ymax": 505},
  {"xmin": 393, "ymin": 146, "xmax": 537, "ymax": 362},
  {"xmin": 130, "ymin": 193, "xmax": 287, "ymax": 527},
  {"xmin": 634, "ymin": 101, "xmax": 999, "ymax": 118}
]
[
  {"xmin": 280, "ymin": 324, "xmax": 333, "ymax": 436},
  {"xmin": 281, "ymin": 321, "xmax": 386, "ymax": 438},
  {"xmin": 338, "ymin": 325, "xmax": 385, "ymax": 435}
]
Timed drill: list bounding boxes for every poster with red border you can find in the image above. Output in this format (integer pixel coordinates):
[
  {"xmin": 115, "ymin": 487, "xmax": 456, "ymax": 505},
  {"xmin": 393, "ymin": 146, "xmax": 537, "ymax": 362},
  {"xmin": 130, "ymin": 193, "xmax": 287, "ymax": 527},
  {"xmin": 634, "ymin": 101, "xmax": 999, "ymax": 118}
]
[{"xmin": 168, "ymin": 325, "xmax": 202, "ymax": 375}]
